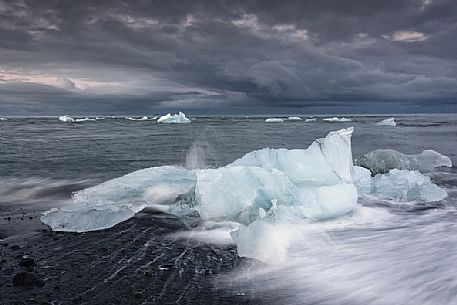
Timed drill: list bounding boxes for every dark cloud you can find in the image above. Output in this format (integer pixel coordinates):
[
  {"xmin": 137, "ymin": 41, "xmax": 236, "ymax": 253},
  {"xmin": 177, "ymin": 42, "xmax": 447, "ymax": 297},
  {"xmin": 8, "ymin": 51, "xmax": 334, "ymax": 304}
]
[{"xmin": 0, "ymin": 0, "xmax": 456, "ymax": 115}]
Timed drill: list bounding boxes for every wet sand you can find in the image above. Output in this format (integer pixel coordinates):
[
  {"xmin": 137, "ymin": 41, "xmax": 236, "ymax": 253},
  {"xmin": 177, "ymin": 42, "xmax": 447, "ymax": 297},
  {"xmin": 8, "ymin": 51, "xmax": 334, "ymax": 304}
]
[{"xmin": 0, "ymin": 206, "xmax": 260, "ymax": 305}]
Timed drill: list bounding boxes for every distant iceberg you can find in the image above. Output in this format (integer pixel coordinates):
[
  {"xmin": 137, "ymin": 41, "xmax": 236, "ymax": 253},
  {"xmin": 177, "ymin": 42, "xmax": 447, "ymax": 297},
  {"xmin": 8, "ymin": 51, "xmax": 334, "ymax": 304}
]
[
  {"xmin": 357, "ymin": 149, "xmax": 452, "ymax": 174},
  {"xmin": 58, "ymin": 115, "xmax": 75, "ymax": 123},
  {"xmin": 126, "ymin": 116, "xmax": 149, "ymax": 121},
  {"xmin": 304, "ymin": 118, "xmax": 316, "ymax": 122},
  {"xmin": 287, "ymin": 116, "xmax": 302, "ymax": 121},
  {"xmin": 0, "ymin": 117, "xmax": 7, "ymax": 121},
  {"xmin": 157, "ymin": 112, "xmax": 191, "ymax": 124},
  {"xmin": 265, "ymin": 118, "xmax": 284, "ymax": 123},
  {"xmin": 75, "ymin": 117, "xmax": 96, "ymax": 122},
  {"xmin": 323, "ymin": 117, "xmax": 352, "ymax": 122},
  {"xmin": 376, "ymin": 118, "xmax": 396, "ymax": 127}
]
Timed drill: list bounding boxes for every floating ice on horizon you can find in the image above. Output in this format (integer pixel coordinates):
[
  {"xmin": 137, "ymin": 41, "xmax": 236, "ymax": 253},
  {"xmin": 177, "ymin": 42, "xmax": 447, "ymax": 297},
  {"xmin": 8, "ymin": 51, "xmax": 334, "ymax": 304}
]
[
  {"xmin": 287, "ymin": 116, "xmax": 302, "ymax": 121},
  {"xmin": 354, "ymin": 167, "xmax": 447, "ymax": 202},
  {"xmin": 305, "ymin": 118, "xmax": 316, "ymax": 122},
  {"xmin": 126, "ymin": 116, "xmax": 149, "ymax": 121},
  {"xmin": 58, "ymin": 115, "xmax": 75, "ymax": 123},
  {"xmin": 0, "ymin": 117, "xmax": 7, "ymax": 121},
  {"xmin": 75, "ymin": 117, "xmax": 96, "ymax": 122},
  {"xmin": 265, "ymin": 118, "xmax": 284, "ymax": 123},
  {"xmin": 357, "ymin": 149, "xmax": 452, "ymax": 174},
  {"xmin": 376, "ymin": 117, "xmax": 396, "ymax": 126},
  {"xmin": 157, "ymin": 112, "xmax": 191, "ymax": 123},
  {"xmin": 323, "ymin": 117, "xmax": 352, "ymax": 122}
]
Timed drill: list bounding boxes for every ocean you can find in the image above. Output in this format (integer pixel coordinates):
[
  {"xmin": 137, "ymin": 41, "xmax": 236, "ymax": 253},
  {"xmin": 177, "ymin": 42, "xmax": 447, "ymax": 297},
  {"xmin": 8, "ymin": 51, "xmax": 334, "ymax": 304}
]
[{"xmin": 1, "ymin": 114, "xmax": 456, "ymax": 304}]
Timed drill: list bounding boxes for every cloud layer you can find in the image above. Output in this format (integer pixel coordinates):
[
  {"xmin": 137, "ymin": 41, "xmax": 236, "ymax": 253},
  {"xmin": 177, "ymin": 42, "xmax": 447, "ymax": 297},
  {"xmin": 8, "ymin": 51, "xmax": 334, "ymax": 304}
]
[{"xmin": 1, "ymin": 0, "xmax": 456, "ymax": 114}]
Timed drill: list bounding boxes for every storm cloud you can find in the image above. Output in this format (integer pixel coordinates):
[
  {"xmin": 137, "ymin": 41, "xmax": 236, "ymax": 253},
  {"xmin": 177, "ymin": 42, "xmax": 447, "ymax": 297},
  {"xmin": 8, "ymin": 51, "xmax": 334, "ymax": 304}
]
[{"xmin": 1, "ymin": 0, "xmax": 456, "ymax": 114}]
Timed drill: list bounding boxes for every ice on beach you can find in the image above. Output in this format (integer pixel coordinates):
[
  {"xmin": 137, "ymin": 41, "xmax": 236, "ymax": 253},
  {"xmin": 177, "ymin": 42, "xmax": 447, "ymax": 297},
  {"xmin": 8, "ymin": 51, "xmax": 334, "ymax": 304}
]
[
  {"xmin": 58, "ymin": 115, "xmax": 75, "ymax": 123},
  {"xmin": 354, "ymin": 166, "xmax": 447, "ymax": 202},
  {"xmin": 126, "ymin": 116, "xmax": 149, "ymax": 121},
  {"xmin": 157, "ymin": 112, "xmax": 191, "ymax": 123},
  {"xmin": 287, "ymin": 116, "xmax": 302, "ymax": 121},
  {"xmin": 41, "ymin": 166, "xmax": 196, "ymax": 232},
  {"xmin": 42, "ymin": 128, "xmax": 357, "ymax": 231},
  {"xmin": 305, "ymin": 118, "xmax": 316, "ymax": 122},
  {"xmin": 323, "ymin": 117, "xmax": 352, "ymax": 122},
  {"xmin": 265, "ymin": 118, "xmax": 284, "ymax": 123},
  {"xmin": 376, "ymin": 117, "xmax": 396, "ymax": 127},
  {"xmin": 357, "ymin": 149, "xmax": 452, "ymax": 174}
]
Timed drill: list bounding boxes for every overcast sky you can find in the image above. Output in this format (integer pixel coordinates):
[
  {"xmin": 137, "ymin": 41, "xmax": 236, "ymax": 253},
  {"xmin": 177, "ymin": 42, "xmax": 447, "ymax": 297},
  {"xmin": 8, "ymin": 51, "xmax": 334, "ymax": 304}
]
[{"xmin": 1, "ymin": 0, "xmax": 457, "ymax": 115}]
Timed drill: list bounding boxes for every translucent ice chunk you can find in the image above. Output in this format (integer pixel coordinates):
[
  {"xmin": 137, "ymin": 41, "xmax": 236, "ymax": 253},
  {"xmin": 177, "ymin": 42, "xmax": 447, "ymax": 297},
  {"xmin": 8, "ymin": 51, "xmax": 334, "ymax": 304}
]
[
  {"xmin": 357, "ymin": 149, "xmax": 452, "ymax": 174},
  {"xmin": 370, "ymin": 169, "xmax": 447, "ymax": 202},
  {"xmin": 41, "ymin": 166, "xmax": 196, "ymax": 231},
  {"xmin": 376, "ymin": 118, "xmax": 396, "ymax": 126}
]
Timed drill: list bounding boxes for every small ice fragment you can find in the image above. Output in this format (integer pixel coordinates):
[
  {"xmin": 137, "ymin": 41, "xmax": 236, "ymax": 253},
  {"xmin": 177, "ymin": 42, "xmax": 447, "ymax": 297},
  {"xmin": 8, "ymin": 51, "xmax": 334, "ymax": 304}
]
[
  {"xmin": 265, "ymin": 118, "xmax": 284, "ymax": 123},
  {"xmin": 376, "ymin": 118, "xmax": 396, "ymax": 127},
  {"xmin": 304, "ymin": 118, "xmax": 316, "ymax": 122},
  {"xmin": 323, "ymin": 117, "xmax": 352, "ymax": 122},
  {"xmin": 287, "ymin": 116, "xmax": 302, "ymax": 121},
  {"xmin": 126, "ymin": 116, "xmax": 148, "ymax": 121},
  {"xmin": 58, "ymin": 115, "xmax": 75, "ymax": 123}
]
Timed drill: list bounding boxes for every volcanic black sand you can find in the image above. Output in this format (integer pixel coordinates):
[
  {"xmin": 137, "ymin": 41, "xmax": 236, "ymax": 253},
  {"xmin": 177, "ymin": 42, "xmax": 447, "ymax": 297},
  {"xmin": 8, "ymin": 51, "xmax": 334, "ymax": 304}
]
[{"xmin": 0, "ymin": 205, "xmax": 264, "ymax": 305}]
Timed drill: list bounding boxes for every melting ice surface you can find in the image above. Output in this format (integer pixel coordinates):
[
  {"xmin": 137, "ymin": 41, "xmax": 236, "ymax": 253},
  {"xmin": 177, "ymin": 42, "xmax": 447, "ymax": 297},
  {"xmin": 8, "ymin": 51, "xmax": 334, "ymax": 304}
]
[
  {"xmin": 376, "ymin": 117, "xmax": 396, "ymax": 126},
  {"xmin": 41, "ymin": 127, "xmax": 451, "ymax": 267},
  {"xmin": 157, "ymin": 112, "xmax": 191, "ymax": 123}
]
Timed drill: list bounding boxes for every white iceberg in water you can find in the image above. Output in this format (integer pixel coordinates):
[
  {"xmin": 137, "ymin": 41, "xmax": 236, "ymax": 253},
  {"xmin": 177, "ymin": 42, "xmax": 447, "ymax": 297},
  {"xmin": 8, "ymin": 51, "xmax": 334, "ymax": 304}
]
[
  {"xmin": 354, "ymin": 166, "xmax": 447, "ymax": 202},
  {"xmin": 0, "ymin": 117, "xmax": 7, "ymax": 121},
  {"xmin": 126, "ymin": 116, "xmax": 149, "ymax": 121},
  {"xmin": 58, "ymin": 115, "xmax": 75, "ymax": 123},
  {"xmin": 157, "ymin": 112, "xmax": 191, "ymax": 124},
  {"xmin": 357, "ymin": 149, "xmax": 452, "ymax": 174},
  {"xmin": 265, "ymin": 118, "xmax": 284, "ymax": 123},
  {"xmin": 287, "ymin": 116, "xmax": 302, "ymax": 121},
  {"xmin": 376, "ymin": 118, "xmax": 396, "ymax": 126},
  {"xmin": 323, "ymin": 117, "xmax": 352, "ymax": 122},
  {"xmin": 305, "ymin": 118, "xmax": 316, "ymax": 122}
]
